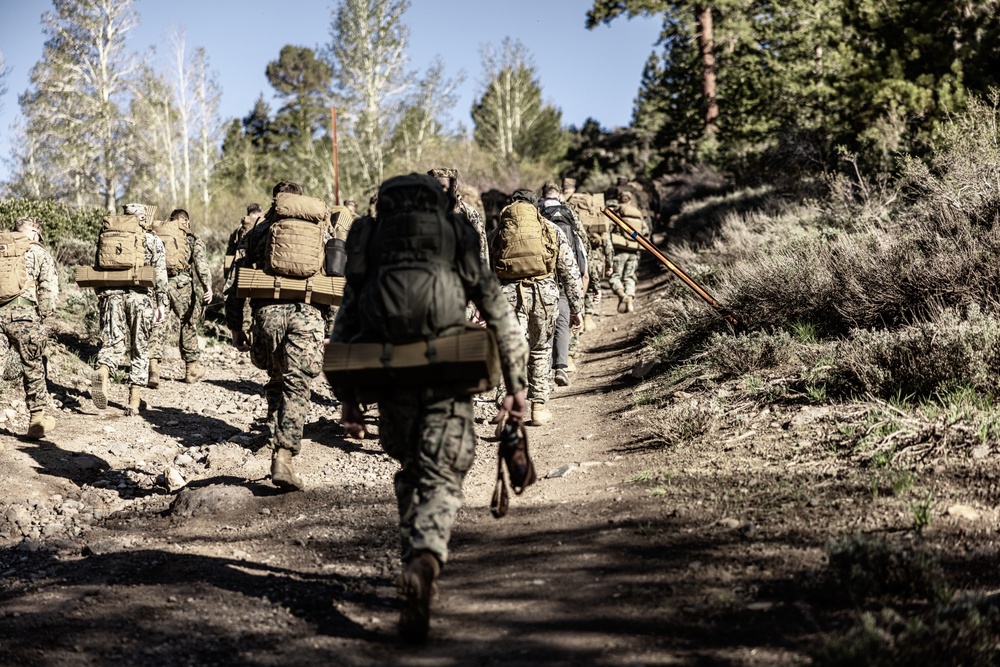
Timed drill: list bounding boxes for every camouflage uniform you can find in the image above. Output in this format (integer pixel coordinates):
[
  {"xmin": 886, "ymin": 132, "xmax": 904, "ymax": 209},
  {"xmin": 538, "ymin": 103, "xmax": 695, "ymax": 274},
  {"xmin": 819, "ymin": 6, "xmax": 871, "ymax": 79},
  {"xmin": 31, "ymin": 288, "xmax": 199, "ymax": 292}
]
[
  {"xmin": 225, "ymin": 215, "xmax": 333, "ymax": 459},
  {"xmin": 151, "ymin": 233, "xmax": 211, "ymax": 364},
  {"xmin": 224, "ymin": 212, "xmax": 263, "ymax": 281},
  {"xmin": 456, "ymin": 196, "xmax": 489, "ymax": 270},
  {"xmin": 331, "ymin": 184, "xmax": 528, "ymax": 564},
  {"xmin": 95, "ymin": 233, "xmax": 168, "ymax": 386},
  {"xmin": 538, "ymin": 196, "xmax": 589, "ymax": 371},
  {"xmin": 0, "ymin": 237, "xmax": 58, "ymax": 417},
  {"xmin": 493, "ymin": 222, "xmax": 583, "ymax": 405},
  {"xmin": 609, "ymin": 204, "xmax": 649, "ymax": 301}
]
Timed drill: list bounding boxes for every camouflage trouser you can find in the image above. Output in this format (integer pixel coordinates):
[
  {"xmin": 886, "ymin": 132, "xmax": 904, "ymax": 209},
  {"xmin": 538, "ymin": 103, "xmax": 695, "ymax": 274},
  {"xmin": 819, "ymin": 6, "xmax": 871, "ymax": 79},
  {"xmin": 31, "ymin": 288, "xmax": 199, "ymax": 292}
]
[
  {"xmin": 96, "ymin": 290, "xmax": 155, "ymax": 386},
  {"xmin": 0, "ymin": 304, "xmax": 49, "ymax": 414},
  {"xmin": 609, "ymin": 251, "xmax": 640, "ymax": 298},
  {"xmin": 585, "ymin": 247, "xmax": 609, "ymax": 316},
  {"xmin": 502, "ymin": 279, "xmax": 558, "ymax": 404},
  {"xmin": 249, "ymin": 302, "xmax": 325, "ymax": 455},
  {"xmin": 150, "ymin": 273, "xmax": 200, "ymax": 362},
  {"xmin": 379, "ymin": 387, "xmax": 475, "ymax": 564}
]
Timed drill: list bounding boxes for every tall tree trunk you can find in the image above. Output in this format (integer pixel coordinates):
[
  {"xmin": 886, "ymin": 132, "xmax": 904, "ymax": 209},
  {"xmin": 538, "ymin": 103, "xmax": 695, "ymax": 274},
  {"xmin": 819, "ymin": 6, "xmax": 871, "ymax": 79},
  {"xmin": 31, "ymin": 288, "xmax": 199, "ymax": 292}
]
[{"xmin": 696, "ymin": 4, "xmax": 718, "ymax": 136}]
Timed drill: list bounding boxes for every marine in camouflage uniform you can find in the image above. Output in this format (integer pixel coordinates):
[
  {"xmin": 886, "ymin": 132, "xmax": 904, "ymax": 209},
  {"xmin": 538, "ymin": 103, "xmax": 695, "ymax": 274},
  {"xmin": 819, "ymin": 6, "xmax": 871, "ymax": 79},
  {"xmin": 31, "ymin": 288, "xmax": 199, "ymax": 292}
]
[
  {"xmin": 224, "ymin": 203, "xmax": 264, "ymax": 282},
  {"xmin": 0, "ymin": 217, "xmax": 58, "ymax": 439},
  {"xmin": 428, "ymin": 168, "xmax": 488, "ymax": 269},
  {"xmin": 490, "ymin": 189, "xmax": 584, "ymax": 425},
  {"xmin": 608, "ymin": 192, "xmax": 649, "ymax": 313},
  {"xmin": 563, "ymin": 177, "xmax": 614, "ymax": 326},
  {"xmin": 226, "ymin": 182, "xmax": 334, "ymax": 492},
  {"xmin": 150, "ymin": 209, "xmax": 213, "ymax": 386},
  {"xmin": 332, "ymin": 173, "xmax": 528, "ymax": 643},
  {"xmin": 92, "ymin": 203, "xmax": 168, "ymax": 415}
]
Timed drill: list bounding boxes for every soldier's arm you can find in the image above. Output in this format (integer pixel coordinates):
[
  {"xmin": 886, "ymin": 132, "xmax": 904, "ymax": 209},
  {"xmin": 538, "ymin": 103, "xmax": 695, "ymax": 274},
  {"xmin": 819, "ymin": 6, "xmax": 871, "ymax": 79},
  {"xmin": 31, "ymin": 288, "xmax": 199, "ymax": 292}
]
[
  {"xmin": 192, "ymin": 237, "xmax": 212, "ymax": 291},
  {"xmin": 571, "ymin": 209, "xmax": 592, "ymax": 255},
  {"xmin": 553, "ymin": 227, "xmax": 585, "ymax": 315},
  {"xmin": 224, "ymin": 225, "xmax": 262, "ymax": 333},
  {"xmin": 149, "ymin": 236, "xmax": 169, "ymax": 307},
  {"xmin": 32, "ymin": 247, "xmax": 59, "ymax": 317}
]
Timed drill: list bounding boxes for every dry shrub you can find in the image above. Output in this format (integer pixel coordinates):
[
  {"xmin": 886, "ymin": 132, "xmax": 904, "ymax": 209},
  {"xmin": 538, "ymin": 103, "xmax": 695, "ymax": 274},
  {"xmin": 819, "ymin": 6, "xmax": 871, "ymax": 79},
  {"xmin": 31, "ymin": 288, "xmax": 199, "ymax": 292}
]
[
  {"xmin": 699, "ymin": 330, "xmax": 796, "ymax": 378},
  {"xmin": 832, "ymin": 306, "xmax": 1000, "ymax": 399}
]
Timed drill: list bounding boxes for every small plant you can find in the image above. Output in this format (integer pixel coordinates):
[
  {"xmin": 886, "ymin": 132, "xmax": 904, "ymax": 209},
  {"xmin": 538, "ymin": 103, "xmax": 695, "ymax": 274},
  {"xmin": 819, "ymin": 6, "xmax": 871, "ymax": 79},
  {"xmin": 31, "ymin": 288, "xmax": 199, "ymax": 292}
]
[
  {"xmin": 890, "ymin": 469, "xmax": 917, "ymax": 496},
  {"xmin": 806, "ymin": 383, "xmax": 828, "ymax": 403},
  {"xmin": 791, "ymin": 320, "xmax": 819, "ymax": 343},
  {"xmin": 911, "ymin": 492, "xmax": 933, "ymax": 534},
  {"xmin": 629, "ymin": 470, "xmax": 655, "ymax": 484}
]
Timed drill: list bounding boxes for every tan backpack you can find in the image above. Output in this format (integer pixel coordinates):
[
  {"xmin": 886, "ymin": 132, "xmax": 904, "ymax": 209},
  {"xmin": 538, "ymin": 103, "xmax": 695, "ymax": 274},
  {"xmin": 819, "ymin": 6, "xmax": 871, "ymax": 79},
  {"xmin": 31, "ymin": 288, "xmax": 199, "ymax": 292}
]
[
  {"xmin": 97, "ymin": 215, "xmax": 145, "ymax": 270},
  {"xmin": 265, "ymin": 192, "xmax": 328, "ymax": 278},
  {"xmin": 154, "ymin": 218, "xmax": 190, "ymax": 274},
  {"xmin": 567, "ymin": 192, "xmax": 609, "ymax": 245},
  {"xmin": 492, "ymin": 201, "xmax": 557, "ymax": 280},
  {"xmin": 0, "ymin": 231, "xmax": 35, "ymax": 304},
  {"xmin": 611, "ymin": 203, "xmax": 645, "ymax": 251}
]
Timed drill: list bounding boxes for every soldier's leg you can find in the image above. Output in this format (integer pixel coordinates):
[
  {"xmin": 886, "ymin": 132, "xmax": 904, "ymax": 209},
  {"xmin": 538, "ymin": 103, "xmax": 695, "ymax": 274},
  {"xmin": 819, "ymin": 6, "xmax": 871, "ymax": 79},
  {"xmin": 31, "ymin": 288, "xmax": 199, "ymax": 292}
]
[
  {"xmin": 381, "ymin": 389, "xmax": 474, "ymax": 564},
  {"xmin": 609, "ymin": 254, "xmax": 627, "ymax": 295},
  {"xmin": 9, "ymin": 319, "xmax": 50, "ymax": 414},
  {"xmin": 526, "ymin": 283, "xmax": 559, "ymax": 405},
  {"xmin": 125, "ymin": 292, "xmax": 155, "ymax": 387},
  {"xmin": 623, "ymin": 253, "xmax": 639, "ymax": 297},
  {"xmin": 177, "ymin": 283, "xmax": 200, "ymax": 363},
  {"xmin": 96, "ymin": 293, "xmax": 127, "ymax": 372},
  {"xmin": 585, "ymin": 252, "xmax": 603, "ymax": 316},
  {"xmin": 271, "ymin": 307, "xmax": 324, "ymax": 455},
  {"xmin": 551, "ymin": 292, "xmax": 570, "ymax": 370},
  {"xmin": 250, "ymin": 314, "xmax": 282, "ymax": 433}
]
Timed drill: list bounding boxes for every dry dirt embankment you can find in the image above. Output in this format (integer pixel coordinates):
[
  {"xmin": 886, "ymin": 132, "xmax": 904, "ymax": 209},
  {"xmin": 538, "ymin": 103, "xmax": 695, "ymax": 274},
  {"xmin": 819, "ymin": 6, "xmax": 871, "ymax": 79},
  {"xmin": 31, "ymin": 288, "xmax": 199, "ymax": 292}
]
[{"xmin": 1, "ymin": 238, "xmax": 999, "ymax": 666}]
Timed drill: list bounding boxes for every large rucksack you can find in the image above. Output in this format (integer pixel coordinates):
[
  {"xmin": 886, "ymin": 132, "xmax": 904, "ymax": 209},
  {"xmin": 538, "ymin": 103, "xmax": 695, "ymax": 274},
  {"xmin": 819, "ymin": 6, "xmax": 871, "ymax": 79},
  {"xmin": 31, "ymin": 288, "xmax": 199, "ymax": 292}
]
[
  {"xmin": 97, "ymin": 215, "xmax": 146, "ymax": 270},
  {"xmin": 611, "ymin": 203, "xmax": 644, "ymax": 251},
  {"xmin": 265, "ymin": 192, "xmax": 328, "ymax": 278},
  {"xmin": 540, "ymin": 203, "xmax": 584, "ymax": 277},
  {"xmin": 0, "ymin": 231, "xmax": 35, "ymax": 304},
  {"xmin": 567, "ymin": 192, "xmax": 609, "ymax": 246},
  {"xmin": 154, "ymin": 218, "xmax": 190, "ymax": 274},
  {"xmin": 356, "ymin": 173, "xmax": 468, "ymax": 343},
  {"xmin": 492, "ymin": 201, "xmax": 557, "ymax": 281}
]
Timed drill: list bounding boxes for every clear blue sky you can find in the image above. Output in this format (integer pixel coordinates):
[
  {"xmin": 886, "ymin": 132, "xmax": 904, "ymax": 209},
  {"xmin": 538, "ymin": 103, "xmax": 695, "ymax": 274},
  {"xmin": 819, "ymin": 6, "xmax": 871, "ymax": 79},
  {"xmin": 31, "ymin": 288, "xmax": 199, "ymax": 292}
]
[{"xmin": 0, "ymin": 0, "xmax": 662, "ymax": 183}]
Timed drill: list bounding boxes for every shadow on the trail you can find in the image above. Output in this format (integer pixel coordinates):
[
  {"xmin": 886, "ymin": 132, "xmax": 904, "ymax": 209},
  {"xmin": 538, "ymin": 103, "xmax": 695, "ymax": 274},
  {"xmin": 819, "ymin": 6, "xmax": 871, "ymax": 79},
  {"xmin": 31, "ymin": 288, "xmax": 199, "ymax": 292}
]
[
  {"xmin": 13, "ymin": 438, "xmax": 111, "ymax": 488},
  {"xmin": 205, "ymin": 377, "xmax": 262, "ymax": 398},
  {"xmin": 142, "ymin": 405, "xmax": 241, "ymax": 448}
]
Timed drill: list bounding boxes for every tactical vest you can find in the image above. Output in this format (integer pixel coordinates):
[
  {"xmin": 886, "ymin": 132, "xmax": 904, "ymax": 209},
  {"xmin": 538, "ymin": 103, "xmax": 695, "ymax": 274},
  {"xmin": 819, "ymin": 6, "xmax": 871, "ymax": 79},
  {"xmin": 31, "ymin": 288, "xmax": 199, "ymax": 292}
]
[
  {"xmin": 264, "ymin": 192, "xmax": 328, "ymax": 278},
  {"xmin": 611, "ymin": 203, "xmax": 644, "ymax": 251},
  {"xmin": 154, "ymin": 219, "xmax": 190, "ymax": 274},
  {"xmin": 492, "ymin": 201, "xmax": 557, "ymax": 281},
  {"xmin": 355, "ymin": 174, "xmax": 468, "ymax": 343},
  {"xmin": 0, "ymin": 231, "xmax": 36, "ymax": 304},
  {"xmin": 97, "ymin": 215, "xmax": 146, "ymax": 270}
]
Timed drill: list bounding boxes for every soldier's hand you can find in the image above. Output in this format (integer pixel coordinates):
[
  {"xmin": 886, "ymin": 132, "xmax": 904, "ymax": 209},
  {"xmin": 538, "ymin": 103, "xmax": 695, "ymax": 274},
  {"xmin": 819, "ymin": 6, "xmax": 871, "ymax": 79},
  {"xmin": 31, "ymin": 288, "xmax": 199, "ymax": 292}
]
[
  {"xmin": 231, "ymin": 329, "xmax": 250, "ymax": 352},
  {"xmin": 154, "ymin": 304, "xmax": 166, "ymax": 324},
  {"xmin": 497, "ymin": 390, "xmax": 527, "ymax": 425},
  {"xmin": 605, "ymin": 267, "xmax": 613, "ymax": 278},
  {"xmin": 341, "ymin": 402, "xmax": 366, "ymax": 439},
  {"xmin": 570, "ymin": 313, "xmax": 584, "ymax": 330},
  {"xmin": 204, "ymin": 288, "xmax": 213, "ymax": 303}
]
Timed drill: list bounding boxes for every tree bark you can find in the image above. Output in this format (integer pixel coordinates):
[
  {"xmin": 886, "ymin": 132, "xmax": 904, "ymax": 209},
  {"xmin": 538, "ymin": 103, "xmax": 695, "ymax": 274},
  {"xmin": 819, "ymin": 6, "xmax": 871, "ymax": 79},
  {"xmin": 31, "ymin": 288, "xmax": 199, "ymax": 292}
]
[{"xmin": 695, "ymin": 4, "xmax": 718, "ymax": 136}]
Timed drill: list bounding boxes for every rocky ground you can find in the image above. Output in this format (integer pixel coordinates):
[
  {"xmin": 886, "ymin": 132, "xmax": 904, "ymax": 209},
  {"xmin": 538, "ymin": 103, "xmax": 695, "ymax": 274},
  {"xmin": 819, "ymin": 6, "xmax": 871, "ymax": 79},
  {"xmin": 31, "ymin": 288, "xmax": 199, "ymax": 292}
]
[{"xmin": 1, "ymin": 246, "xmax": 999, "ymax": 666}]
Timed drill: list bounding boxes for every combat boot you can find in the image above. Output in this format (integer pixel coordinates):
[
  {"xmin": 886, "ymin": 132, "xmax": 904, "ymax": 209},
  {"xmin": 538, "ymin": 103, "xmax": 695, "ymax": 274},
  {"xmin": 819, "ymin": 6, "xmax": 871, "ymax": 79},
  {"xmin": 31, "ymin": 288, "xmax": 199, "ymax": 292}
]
[
  {"xmin": 184, "ymin": 361, "xmax": 205, "ymax": 384},
  {"xmin": 624, "ymin": 295, "xmax": 635, "ymax": 313},
  {"xmin": 566, "ymin": 356, "xmax": 577, "ymax": 373},
  {"xmin": 614, "ymin": 287, "xmax": 626, "ymax": 313},
  {"xmin": 91, "ymin": 365, "xmax": 110, "ymax": 410},
  {"xmin": 397, "ymin": 550, "xmax": 440, "ymax": 644},
  {"xmin": 26, "ymin": 411, "xmax": 55, "ymax": 440},
  {"xmin": 271, "ymin": 448, "xmax": 304, "ymax": 491},
  {"xmin": 125, "ymin": 385, "xmax": 142, "ymax": 416},
  {"xmin": 583, "ymin": 314, "xmax": 596, "ymax": 332},
  {"xmin": 148, "ymin": 359, "xmax": 160, "ymax": 389},
  {"xmin": 530, "ymin": 401, "xmax": 552, "ymax": 426}
]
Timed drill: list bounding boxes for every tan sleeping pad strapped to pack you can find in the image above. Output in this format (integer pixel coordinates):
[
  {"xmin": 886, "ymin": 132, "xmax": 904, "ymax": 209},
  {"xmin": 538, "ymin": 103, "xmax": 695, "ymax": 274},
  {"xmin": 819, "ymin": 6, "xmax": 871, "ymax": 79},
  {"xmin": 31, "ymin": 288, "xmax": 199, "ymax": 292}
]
[
  {"xmin": 0, "ymin": 231, "xmax": 35, "ymax": 304},
  {"xmin": 235, "ymin": 268, "xmax": 344, "ymax": 306},
  {"xmin": 266, "ymin": 192, "xmax": 328, "ymax": 278},
  {"xmin": 323, "ymin": 327, "xmax": 500, "ymax": 396},
  {"xmin": 330, "ymin": 205, "xmax": 355, "ymax": 242},
  {"xmin": 493, "ymin": 201, "xmax": 558, "ymax": 281},
  {"xmin": 75, "ymin": 266, "xmax": 157, "ymax": 289}
]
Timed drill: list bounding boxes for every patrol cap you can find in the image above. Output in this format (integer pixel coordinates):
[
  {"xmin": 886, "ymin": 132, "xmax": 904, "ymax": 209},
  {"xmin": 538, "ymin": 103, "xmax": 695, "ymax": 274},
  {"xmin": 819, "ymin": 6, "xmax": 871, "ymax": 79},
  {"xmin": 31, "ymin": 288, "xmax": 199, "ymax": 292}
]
[
  {"xmin": 123, "ymin": 203, "xmax": 147, "ymax": 219},
  {"xmin": 541, "ymin": 182, "xmax": 560, "ymax": 196},
  {"xmin": 427, "ymin": 167, "xmax": 458, "ymax": 180},
  {"xmin": 511, "ymin": 188, "xmax": 537, "ymax": 204},
  {"xmin": 562, "ymin": 177, "xmax": 576, "ymax": 188},
  {"xmin": 14, "ymin": 216, "xmax": 44, "ymax": 243}
]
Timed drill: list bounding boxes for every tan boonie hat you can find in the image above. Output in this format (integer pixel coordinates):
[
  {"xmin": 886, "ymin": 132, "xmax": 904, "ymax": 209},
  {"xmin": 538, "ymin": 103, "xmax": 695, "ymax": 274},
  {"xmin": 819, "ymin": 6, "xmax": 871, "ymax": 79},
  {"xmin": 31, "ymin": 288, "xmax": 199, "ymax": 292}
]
[{"xmin": 427, "ymin": 168, "xmax": 458, "ymax": 180}]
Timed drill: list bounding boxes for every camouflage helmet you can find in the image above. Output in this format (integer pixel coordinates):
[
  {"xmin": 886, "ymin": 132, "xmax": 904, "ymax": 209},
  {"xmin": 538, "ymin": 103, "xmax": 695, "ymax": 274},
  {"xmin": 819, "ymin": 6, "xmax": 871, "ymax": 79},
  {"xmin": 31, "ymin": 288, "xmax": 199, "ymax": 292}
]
[
  {"xmin": 14, "ymin": 216, "xmax": 44, "ymax": 243},
  {"xmin": 427, "ymin": 167, "xmax": 458, "ymax": 180},
  {"xmin": 123, "ymin": 203, "xmax": 155, "ymax": 229}
]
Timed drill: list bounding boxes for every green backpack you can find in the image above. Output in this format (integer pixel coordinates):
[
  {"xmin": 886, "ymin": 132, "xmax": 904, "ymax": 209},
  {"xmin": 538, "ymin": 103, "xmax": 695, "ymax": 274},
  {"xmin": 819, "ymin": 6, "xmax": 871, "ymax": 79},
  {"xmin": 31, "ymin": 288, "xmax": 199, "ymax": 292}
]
[{"xmin": 352, "ymin": 173, "xmax": 468, "ymax": 343}]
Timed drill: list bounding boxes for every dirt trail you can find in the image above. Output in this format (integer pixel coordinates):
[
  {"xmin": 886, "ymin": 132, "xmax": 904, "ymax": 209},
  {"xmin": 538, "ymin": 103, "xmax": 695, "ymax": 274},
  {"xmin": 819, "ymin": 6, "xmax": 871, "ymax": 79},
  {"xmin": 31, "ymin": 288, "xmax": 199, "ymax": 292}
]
[{"xmin": 2, "ymin": 246, "xmax": 999, "ymax": 666}]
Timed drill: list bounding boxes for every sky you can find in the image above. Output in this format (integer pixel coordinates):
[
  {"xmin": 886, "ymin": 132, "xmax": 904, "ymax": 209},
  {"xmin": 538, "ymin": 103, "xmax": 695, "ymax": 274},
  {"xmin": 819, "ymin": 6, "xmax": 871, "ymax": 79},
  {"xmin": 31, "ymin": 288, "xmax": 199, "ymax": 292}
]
[{"xmin": 0, "ymin": 0, "xmax": 663, "ymax": 184}]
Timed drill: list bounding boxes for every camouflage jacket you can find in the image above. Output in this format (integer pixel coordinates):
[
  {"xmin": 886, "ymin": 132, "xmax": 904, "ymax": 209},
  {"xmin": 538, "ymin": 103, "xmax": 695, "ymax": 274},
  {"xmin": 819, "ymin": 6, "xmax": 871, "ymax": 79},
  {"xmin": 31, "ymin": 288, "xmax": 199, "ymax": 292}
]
[
  {"xmin": 456, "ymin": 195, "xmax": 489, "ymax": 269},
  {"xmin": 225, "ymin": 214, "xmax": 333, "ymax": 333},
  {"xmin": 332, "ymin": 214, "xmax": 529, "ymax": 397},
  {"xmin": 171, "ymin": 233, "xmax": 212, "ymax": 290},
  {"xmin": 226, "ymin": 214, "xmax": 263, "ymax": 259},
  {"xmin": 96, "ymin": 232, "xmax": 168, "ymax": 307}
]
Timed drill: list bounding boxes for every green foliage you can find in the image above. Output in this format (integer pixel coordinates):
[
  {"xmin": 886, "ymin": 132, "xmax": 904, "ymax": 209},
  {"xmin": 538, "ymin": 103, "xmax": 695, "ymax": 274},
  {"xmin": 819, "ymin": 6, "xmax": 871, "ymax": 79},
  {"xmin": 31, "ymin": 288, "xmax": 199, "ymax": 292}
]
[
  {"xmin": 0, "ymin": 198, "xmax": 103, "ymax": 243},
  {"xmin": 824, "ymin": 533, "xmax": 951, "ymax": 605}
]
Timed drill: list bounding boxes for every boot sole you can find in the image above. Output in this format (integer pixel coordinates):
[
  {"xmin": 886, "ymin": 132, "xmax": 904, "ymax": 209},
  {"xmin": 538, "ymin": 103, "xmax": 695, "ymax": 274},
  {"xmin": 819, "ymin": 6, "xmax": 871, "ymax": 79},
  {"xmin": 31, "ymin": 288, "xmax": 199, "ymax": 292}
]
[
  {"xmin": 397, "ymin": 571, "xmax": 431, "ymax": 643},
  {"xmin": 91, "ymin": 371, "xmax": 108, "ymax": 410}
]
